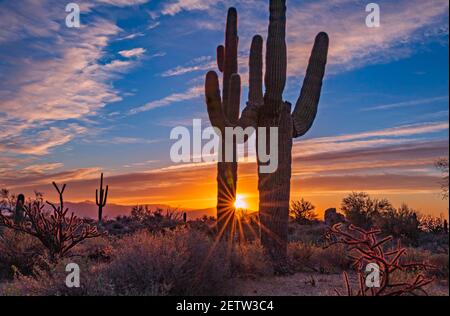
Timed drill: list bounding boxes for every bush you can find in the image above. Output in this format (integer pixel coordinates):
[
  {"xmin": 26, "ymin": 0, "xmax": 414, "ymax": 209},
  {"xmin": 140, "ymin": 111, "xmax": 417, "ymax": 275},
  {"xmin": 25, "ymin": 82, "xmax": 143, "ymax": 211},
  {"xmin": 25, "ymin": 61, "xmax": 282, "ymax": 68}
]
[
  {"xmin": 99, "ymin": 228, "xmax": 231, "ymax": 296},
  {"xmin": 288, "ymin": 242, "xmax": 350, "ymax": 274},
  {"xmin": 341, "ymin": 192, "xmax": 394, "ymax": 229},
  {"xmin": 0, "ymin": 228, "xmax": 231, "ymax": 296},
  {"xmin": 374, "ymin": 204, "xmax": 421, "ymax": 245},
  {"xmin": 290, "ymin": 198, "xmax": 318, "ymax": 225},
  {"xmin": 0, "ymin": 229, "xmax": 45, "ymax": 280},
  {"xmin": 230, "ymin": 242, "xmax": 273, "ymax": 278}
]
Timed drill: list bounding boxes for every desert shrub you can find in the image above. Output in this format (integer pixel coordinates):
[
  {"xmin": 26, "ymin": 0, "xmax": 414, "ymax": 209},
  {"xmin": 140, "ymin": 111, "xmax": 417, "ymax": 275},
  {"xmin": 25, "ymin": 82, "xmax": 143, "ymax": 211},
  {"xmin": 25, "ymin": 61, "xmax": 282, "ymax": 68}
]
[
  {"xmin": 0, "ymin": 228, "xmax": 231, "ymax": 296},
  {"xmin": 341, "ymin": 192, "xmax": 394, "ymax": 229},
  {"xmin": 104, "ymin": 206, "xmax": 185, "ymax": 236},
  {"xmin": 0, "ymin": 229, "xmax": 45, "ymax": 280},
  {"xmin": 0, "ymin": 258, "xmax": 111, "ymax": 296},
  {"xmin": 288, "ymin": 222, "xmax": 328, "ymax": 245},
  {"xmin": 420, "ymin": 215, "xmax": 448, "ymax": 234},
  {"xmin": 102, "ymin": 228, "xmax": 230, "ymax": 296},
  {"xmin": 428, "ymin": 254, "xmax": 449, "ymax": 280},
  {"xmin": 71, "ymin": 235, "xmax": 114, "ymax": 263},
  {"xmin": 230, "ymin": 242, "xmax": 273, "ymax": 278},
  {"xmin": 288, "ymin": 242, "xmax": 315, "ymax": 272},
  {"xmin": 374, "ymin": 204, "xmax": 421, "ymax": 245},
  {"xmin": 288, "ymin": 242, "xmax": 350, "ymax": 274},
  {"xmin": 290, "ymin": 198, "xmax": 318, "ymax": 225}
]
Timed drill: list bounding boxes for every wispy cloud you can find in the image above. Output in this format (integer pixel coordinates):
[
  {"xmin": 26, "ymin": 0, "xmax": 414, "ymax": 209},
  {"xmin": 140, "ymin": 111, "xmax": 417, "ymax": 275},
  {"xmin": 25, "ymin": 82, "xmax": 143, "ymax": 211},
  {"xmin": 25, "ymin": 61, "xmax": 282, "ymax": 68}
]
[
  {"xmin": 362, "ymin": 96, "xmax": 449, "ymax": 112},
  {"xmin": 0, "ymin": 0, "xmax": 147, "ymax": 167},
  {"xmin": 23, "ymin": 163, "xmax": 64, "ymax": 174},
  {"xmin": 129, "ymin": 85, "xmax": 203, "ymax": 114},
  {"xmin": 119, "ymin": 48, "xmax": 146, "ymax": 58}
]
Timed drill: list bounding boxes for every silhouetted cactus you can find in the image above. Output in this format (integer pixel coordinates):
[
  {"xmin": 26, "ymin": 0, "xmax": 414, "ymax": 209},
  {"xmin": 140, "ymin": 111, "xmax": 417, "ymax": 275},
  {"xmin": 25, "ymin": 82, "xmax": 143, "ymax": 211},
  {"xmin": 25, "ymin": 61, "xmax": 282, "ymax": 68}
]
[
  {"xmin": 14, "ymin": 194, "xmax": 25, "ymax": 224},
  {"xmin": 96, "ymin": 173, "xmax": 108, "ymax": 224},
  {"xmin": 183, "ymin": 212, "xmax": 187, "ymax": 223},
  {"xmin": 0, "ymin": 182, "xmax": 103, "ymax": 261},
  {"xmin": 206, "ymin": 8, "xmax": 260, "ymax": 240},
  {"xmin": 205, "ymin": 0, "xmax": 328, "ymax": 271}
]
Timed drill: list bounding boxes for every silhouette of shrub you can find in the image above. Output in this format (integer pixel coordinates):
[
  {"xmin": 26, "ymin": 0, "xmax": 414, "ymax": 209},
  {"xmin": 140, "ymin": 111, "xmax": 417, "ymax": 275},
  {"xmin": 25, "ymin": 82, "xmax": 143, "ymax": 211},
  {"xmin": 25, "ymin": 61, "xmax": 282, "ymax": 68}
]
[
  {"xmin": 103, "ymin": 228, "xmax": 230, "ymax": 296},
  {"xmin": 290, "ymin": 198, "xmax": 318, "ymax": 225}
]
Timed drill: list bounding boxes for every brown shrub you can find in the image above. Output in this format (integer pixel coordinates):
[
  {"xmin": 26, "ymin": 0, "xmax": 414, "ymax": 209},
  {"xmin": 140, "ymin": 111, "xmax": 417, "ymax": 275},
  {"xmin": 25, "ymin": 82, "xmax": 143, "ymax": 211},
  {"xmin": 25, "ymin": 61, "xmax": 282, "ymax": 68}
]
[
  {"xmin": 288, "ymin": 242, "xmax": 351, "ymax": 274},
  {"xmin": 230, "ymin": 242, "xmax": 273, "ymax": 278},
  {"xmin": 0, "ymin": 229, "xmax": 45, "ymax": 280},
  {"xmin": 102, "ymin": 228, "xmax": 231, "ymax": 296}
]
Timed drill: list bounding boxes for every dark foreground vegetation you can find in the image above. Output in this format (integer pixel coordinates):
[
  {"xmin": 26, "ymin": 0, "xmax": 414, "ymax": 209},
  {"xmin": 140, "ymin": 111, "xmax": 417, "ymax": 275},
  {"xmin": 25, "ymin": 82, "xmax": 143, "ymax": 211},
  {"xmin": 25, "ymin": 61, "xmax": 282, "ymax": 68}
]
[{"xmin": 0, "ymin": 184, "xmax": 448, "ymax": 296}]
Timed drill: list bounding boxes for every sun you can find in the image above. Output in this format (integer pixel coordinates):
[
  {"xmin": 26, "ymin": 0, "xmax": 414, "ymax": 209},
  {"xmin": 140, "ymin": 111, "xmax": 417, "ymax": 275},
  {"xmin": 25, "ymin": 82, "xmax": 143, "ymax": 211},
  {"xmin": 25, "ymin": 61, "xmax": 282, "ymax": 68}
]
[{"xmin": 234, "ymin": 195, "xmax": 248, "ymax": 210}]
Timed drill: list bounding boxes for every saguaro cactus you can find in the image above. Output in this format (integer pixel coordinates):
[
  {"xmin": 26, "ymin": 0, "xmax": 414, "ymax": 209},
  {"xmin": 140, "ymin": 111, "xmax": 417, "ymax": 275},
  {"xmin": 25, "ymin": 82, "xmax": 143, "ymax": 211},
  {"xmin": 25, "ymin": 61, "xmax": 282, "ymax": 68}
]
[
  {"xmin": 96, "ymin": 173, "xmax": 108, "ymax": 224},
  {"xmin": 207, "ymin": 8, "xmax": 260, "ymax": 240},
  {"xmin": 14, "ymin": 194, "xmax": 25, "ymax": 224},
  {"xmin": 205, "ymin": 0, "xmax": 329, "ymax": 270}
]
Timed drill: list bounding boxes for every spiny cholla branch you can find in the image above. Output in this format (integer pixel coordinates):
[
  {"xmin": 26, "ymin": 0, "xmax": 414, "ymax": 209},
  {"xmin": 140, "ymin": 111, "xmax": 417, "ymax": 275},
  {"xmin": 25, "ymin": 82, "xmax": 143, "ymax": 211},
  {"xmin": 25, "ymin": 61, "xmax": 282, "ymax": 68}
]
[
  {"xmin": 0, "ymin": 182, "xmax": 103, "ymax": 261},
  {"xmin": 325, "ymin": 224, "xmax": 434, "ymax": 296}
]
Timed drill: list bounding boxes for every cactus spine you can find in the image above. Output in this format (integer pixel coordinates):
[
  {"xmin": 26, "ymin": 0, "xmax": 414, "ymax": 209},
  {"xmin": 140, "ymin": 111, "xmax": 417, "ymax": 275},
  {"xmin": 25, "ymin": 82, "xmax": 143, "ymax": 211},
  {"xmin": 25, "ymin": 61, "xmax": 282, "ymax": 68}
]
[
  {"xmin": 205, "ymin": 0, "xmax": 329, "ymax": 271},
  {"xmin": 96, "ymin": 173, "xmax": 108, "ymax": 224}
]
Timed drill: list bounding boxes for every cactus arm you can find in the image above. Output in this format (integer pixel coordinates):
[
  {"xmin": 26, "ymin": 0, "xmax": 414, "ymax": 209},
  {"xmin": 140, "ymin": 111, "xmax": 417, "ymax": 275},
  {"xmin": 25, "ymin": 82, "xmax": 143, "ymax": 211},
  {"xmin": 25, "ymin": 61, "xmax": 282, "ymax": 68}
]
[
  {"xmin": 217, "ymin": 45, "xmax": 225, "ymax": 73},
  {"xmin": 228, "ymin": 73, "xmax": 241, "ymax": 124},
  {"xmin": 223, "ymin": 7, "xmax": 239, "ymax": 121},
  {"xmin": 95, "ymin": 189, "xmax": 99, "ymax": 205},
  {"xmin": 249, "ymin": 35, "xmax": 264, "ymax": 105},
  {"xmin": 264, "ymin": 0, "xmax": 287, "ymax": 106},
  {"xmin": 102, "ymin": 185, "xmax": 109, "ymax": 207},
  {"xmin": 205, "ymin": 71, "xmax": 227, "ymax": 132},
  {"xmin": 205, "ymin": 34, "xmax": 264, "ymax": 133},
  {"xmin": 292, "ymin": 32, "xmax": 329, "ymax": 138}
]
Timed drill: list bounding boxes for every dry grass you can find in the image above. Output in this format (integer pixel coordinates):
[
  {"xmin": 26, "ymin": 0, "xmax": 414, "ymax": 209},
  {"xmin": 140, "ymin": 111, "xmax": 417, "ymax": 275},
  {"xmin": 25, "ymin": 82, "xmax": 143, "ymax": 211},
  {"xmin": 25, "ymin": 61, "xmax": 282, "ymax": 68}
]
[{"xmin": 0, "ymin": 217, "xmax": 448, "ymax": 296}]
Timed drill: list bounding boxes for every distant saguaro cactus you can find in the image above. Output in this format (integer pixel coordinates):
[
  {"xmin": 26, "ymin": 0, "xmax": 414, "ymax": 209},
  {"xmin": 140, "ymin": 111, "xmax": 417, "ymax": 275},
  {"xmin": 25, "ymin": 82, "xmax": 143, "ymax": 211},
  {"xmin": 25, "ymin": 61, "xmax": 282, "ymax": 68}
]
[
  {"xmin": 96, "ymin": 173, "xmax": 108, "ymax": 224},
  {"xmin": 14, "ymin": 194, "xmax": 25, "ymax": 224},
  {"xmin": 205, "ymin": 0, "xmax": 329, "ymax": 271}
]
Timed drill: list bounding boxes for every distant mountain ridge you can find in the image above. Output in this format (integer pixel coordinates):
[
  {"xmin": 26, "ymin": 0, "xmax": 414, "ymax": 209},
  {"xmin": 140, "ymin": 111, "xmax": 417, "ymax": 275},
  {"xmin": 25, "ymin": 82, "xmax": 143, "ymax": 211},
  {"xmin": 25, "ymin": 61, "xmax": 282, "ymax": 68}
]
[{"xmin": 64, "ymin": 201, "xmax": 217, "ymax": 220}]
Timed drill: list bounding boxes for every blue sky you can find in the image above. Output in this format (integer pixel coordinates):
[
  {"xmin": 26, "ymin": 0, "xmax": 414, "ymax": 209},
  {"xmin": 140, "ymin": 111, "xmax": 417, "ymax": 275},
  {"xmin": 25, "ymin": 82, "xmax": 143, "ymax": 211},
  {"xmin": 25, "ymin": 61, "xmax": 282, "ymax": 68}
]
[{"xmin": 0, "ymin": 0, "xmax": 448, "ymax": 216}]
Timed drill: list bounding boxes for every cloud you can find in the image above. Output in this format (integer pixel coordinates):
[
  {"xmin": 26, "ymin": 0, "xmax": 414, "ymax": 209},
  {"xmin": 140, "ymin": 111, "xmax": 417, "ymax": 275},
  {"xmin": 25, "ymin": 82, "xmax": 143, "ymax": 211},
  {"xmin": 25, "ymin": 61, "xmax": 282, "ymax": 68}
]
[
  {"xmin": 119, "ymin": 48, "xmax": 146, "ymax": 58},
  {"xmin": 23, "ymin": 163, "xmax": 64, "ymax": 174},
  {"xmin": 95, "ymin": 0, "xmax": 150, "ymax": 7},
  {"xmin": 0, "ymin": 124, "xmax": 87, "ymax": 156},
  {"xmin": 0, "ymin": 0, "xmax": 147, "ymax": 170},
  {"xmin": 160, "ymin": 0, "xmax": 217, "ymax": 16},
  {"xmin": 129, "ymin": 85, "xmax": 203, "ymax": 114},
  {"xmin": 362, "ymin": 96, "xmax": 449, "ymax": 112},
  {"xmin": 158, "ymin": 0, "xmax": 448, "ymax": 78}
]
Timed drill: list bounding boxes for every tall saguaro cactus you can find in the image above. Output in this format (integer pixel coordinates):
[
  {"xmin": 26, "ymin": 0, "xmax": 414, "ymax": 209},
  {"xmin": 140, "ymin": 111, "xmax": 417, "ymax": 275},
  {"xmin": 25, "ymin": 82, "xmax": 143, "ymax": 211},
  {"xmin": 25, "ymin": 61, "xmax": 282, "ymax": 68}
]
[
  {"xmin": 206, "ymin": 0, "xmax": 329, "ymax": 270},
  {"xmin": 259, "ymin": 0, "xmax": 328, "ymax": 271},
  {"xmin": 96, "ymin": 173, "xmax": 108, "ymax": 224},
  {"xmin": 208, "ymin": 8, "xmax": 260, "ymax": 240}
]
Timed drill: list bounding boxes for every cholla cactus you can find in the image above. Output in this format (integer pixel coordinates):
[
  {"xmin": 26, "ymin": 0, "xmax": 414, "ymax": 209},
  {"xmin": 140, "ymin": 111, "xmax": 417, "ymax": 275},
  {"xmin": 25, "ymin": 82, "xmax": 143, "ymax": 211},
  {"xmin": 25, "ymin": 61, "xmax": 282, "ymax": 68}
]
[
  {"xmin": 326, "ymin": 224, "xmax": 434, "ymax": 296},
  {"xmin": 205, "ymin": 0, "xmax": 329, "ymax": 270},
  {"xmin": 96, "ymin": 173, "xmax": 109, "ymax": 224},
  {"xmin": 0, "ymin": 182, "xmax": 103, "ymax": 261}
]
